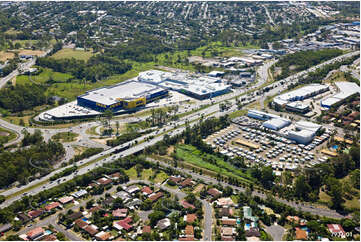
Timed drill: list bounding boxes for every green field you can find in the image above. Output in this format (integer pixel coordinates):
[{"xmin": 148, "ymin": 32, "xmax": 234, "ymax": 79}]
[
  {"xmin": 16, "ymin": 67, "xmax": 73, "ymax": 85},
  {"xmin": 51, "ymin": 132, "xmax": 79, "ymax": 142},
  {"xmin": 124, "ymin": 167, "xmax": 137, "ymax": 180},
  {"xmin": 175, "ymin": 144, "xmax": 254, "ymax": 183},
  {"xmin": 51, "ymin": 48, "xmax": 96, "ymax": 61},
  {"xmin": 153, "ymin": 171, "xmax": 168, "ymax": 184},
  {"xmin": 229, "ymin": 109, "xmax": 248, "ymax": 119}
]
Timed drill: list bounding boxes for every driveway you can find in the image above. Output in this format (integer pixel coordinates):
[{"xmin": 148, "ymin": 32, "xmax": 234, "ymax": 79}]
[{"xmin": 264, "ymin": 223, "xmax": 285, "ymax": 241}]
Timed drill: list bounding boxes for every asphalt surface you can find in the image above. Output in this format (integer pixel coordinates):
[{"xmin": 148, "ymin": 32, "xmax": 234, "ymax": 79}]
[
  {"xmin": 264, "ymin": 223, "xmax": 285, "ymax": 241},
  {"xmin": 0, "ymin": 53, "xmax": 358, "ymax": 220},
  {"xmin": 15, "ymin": 179, "xmax": 212, "ymax": 241}
]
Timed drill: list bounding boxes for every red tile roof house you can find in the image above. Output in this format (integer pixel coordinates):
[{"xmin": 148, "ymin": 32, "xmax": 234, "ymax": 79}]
[
  {"xmin": 95, "ymin": 231, "xmax": 111, "ymax": 241},
  {"xmin": 84, "ymin": 224, "xmax": 99, "ymax": 236},
  {"xmin": 168, "ymin": 176, "xmax": 183, "ymax": 184},
  {"xmin": 112, "ymin": 208, "xmax": 128, "ymax": 218},
  {"xmin": 141, "ymin": 186, "xmax": 153, "ymax": 196},
  {"xmin": 180, "ymin": 200, "xmax": 196, "ymax": 209},
  {"xmin": 58, "ymin": 196, "xmax": 74, "ymax": 204},
  {"xmin": 28, "ymin": 209, "xmax": 44, "ymax": 219},
  {"xmin": 113, "ymin": 217, "xmax": 133, "ymax": 231},
  {"xmin": 185, "ymin": 225, "xmax": 194, "ymax": 237},
  {"xmin": 26, "ymin": 227, "xmax": 45, "ymax": 240},
  {"xmin": 207, "ymin": 188, "xmax": 222, "ymax": 197},
  {"xmin": 149, "ymin": 192, "xmax": 164, "ymax": 202},
  {"xmin": 142, "ymin": 225, "xmax": 151, "ymax": 234},
  {"xmin": 327, "ymin": 224, "xmax": 346, "ymax": 238},
  {"xmin": 75, "ymin": 218, "xmax": 89, "ymax": 229},
  {"xmin": 180, "ymin": 178, "xmax": 194, "ymax": 188},
  {"xmin": 221, "ymin": 218, "xmax": 237, "ymax": 226},
  {"xmin": 97, "ymin": 177, "xmax": 112, "ymax": 186},
  {"xmin": 184, "ymin": 213, "xmax": 197, "ymax": 223},
  {"xmin": 45, "ymin": 202, "xmax": 61, "ymax": 211}
]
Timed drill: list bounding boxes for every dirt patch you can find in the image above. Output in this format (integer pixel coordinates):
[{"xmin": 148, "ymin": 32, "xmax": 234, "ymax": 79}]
[
  {"xmin": 18, "ymin": 49, "xmax": 46, "ymax": 56},
  {"xmin": 91, "ymin": 137, "xmax": 113, "ymax": 145},
  {"xmin": 289, "ymin": 65, "xmax": 298, "ymax": 71},
  {"xmin": 167, "ymin": 145, "xmax": 175, "ymax": 155},
  {"xmin": 0, "ymin": 51, "xmax": 15, "ymax": 62}
]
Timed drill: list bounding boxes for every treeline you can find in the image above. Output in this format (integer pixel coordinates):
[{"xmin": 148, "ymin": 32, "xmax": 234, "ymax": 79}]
[
  {"xmin": 50, "ymin": 166, "xmax": 77, "ymax": 181},
  {"xmin": 0, "ymin": 58, "xmax": 19, "ymax": 77},
  {"xmin": 36, "ymin": 55, "xmax": 132, "ymax": 82},
  {"xmin": 275, "ymin": 48, "xmax": 344, "ymax": 80},
  {"xmin": 0, "ymin": 130, "xmax": 65, "ymax": 188},
  {"xmin": 0, "ymin": 84, "xmax": 50, "ymax": 112},
  {"xmin": 107, "ymin": 130, "xmax": 153, "ymax": 147},
  {"xmin": 68, "ymin": 147, "xmax": 104, "ymax": 164},
  {"xmin": 287, "ymin": 54, "xmax": 360, "ymax": 89}
]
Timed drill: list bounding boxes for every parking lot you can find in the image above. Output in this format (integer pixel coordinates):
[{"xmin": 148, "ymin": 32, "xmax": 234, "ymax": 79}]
[{"xmin": 205, "ymin": 117, "xmax": 333, "ymax": 175}]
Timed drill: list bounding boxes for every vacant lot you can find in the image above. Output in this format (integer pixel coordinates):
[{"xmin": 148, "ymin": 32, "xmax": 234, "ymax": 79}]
[
  {"xmin": 16, "ymin": 67, "xmax": 73, "ymax": 85},
  {"xmin": 51, "ymin": 48, "xmax": 96, "ymax": 61},
  {"xmin": 175, "ymin": 144, "xmax": 254, "ymax": 183},
  {"xmin": 0, "ymin": 51, "xmax": 15, "ymax": 62}
]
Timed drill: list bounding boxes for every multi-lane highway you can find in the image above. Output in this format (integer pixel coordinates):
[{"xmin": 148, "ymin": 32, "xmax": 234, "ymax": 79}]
[{"xmin": 0, "ymin": 52, "xmax": 358, "ymax": 219}]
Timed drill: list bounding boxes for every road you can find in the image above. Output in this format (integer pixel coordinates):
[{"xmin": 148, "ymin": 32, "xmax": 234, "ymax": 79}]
[
  {"xmin": 0, "ymin": 53, "xmax": 357, "ymax": 219},
  {"xmin": 15, "ymin": 178, "xmax": 212, "ymax": 241},
  {"xmin": 264, "ymin": 223, "xmax": 285, "ymax": 241}
]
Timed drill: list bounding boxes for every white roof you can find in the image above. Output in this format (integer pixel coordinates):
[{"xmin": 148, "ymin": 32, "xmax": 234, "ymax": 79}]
[
  {"xmin": 80, "ymin": 80, "xmax": 164, "ymax": 105},
  {"xmin": 286, "ymin": 102, "xmax": 309, "ymax": 109},
  {"xmin": 295, "ymin": 121, "xmax": 321, "ymax": 132},
  {"xmin": 321, "ymin": 82, "xmax": 360, "ymax": 107},
  {"xmin": 274, "ymin": 84, "xmax": 329, "ymax": 104},
  {"xmin": 263, "ymin": 118, "xmax": 291, "ymax": 130}
]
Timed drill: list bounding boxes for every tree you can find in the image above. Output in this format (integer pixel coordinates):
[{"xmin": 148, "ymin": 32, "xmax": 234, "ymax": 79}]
[
  {"xmin": 294, "ymin": 175, "xmax": 311, "ymax": 200},
  {"xmin": 149, "ymin": 211, "xmax": 165, "ymax": 226},
  {"xmin": 260, "ymin": 166, "xmax": 274, "ymax": 189},
  {"xmin": 115, "ymin": 121, "xmax": 120, "ymax": 135}
]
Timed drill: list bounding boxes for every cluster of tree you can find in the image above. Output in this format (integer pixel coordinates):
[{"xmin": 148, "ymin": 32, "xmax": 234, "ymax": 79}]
[
  {"xmin": 274, "ymin": 48, "xmax": 343, "ymax": 80},
  {"xmin": 50, "ymin": 166, "xmax": 77, "ymax": 181},
  {"xmin": 0, "ymin": 58, "xmax": 20, "ymax": 77},
  {"xmin": 36, "ymin": 55, "xmax": 132, "ymax": 82},
  {"xmin": 0, "ymin": 130, "xmax": 65, "ymax": 188},
  {"xmin": 0, "ymin": 84, "xmax": 50, "ymax": 112},
  {"xmin": 68, "ymin": 147, "xmax": 104, "ymax": 164},
  {"xmin": 287, "ymin": 54, "xmax": 360, "ymax": 89}
]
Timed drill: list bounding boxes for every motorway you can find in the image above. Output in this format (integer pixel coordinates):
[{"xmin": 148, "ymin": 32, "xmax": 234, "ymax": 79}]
[{"xmin": 0, "ymin": 52, "xmax": 359, "ymax": 218}]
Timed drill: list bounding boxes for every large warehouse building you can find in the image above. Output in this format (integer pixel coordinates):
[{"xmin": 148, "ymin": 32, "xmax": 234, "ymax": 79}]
[
  {"xmin": 273, "ymin": 84, "xmax": 329, "ymax": 106},
  {"xmin": 77, "ymin": 80, "xmax": 168, "ymax": 112},
  {"xmin": 321, "ymin": 81, "xmax": 360, "ymax": 109},
  {"xmin": 138, "ymin": 70, "xmax": 231, "ymax": 99}
]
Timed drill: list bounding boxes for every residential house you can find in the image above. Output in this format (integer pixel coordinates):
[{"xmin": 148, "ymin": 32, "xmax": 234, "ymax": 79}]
[
  {"xmin": 72, "ymin": 190, "xmax": 88, "ymax": 199},
  {"xmin": 97, "ymin": 177, "xmax": 112, "ymax": 186},
  {"xmin": 184, "ymin": 214, "xmax": 197, "ymax": 223},
  {"xmin": 126, "ymin": 185, "xmax": 140, "ymax": 194},
  {"xmin": 142, "ymin": 225, "xmax": 151, "ymax": 234},
  {"xmin": 112, "ymin": 208, "xmax": 128, "ymax": 218},
  {"xmin": 28, "ymin": 209, "xmax": 44, "ymax": 219},
  {"xmin": 221, "ymin": 218, "xmax": 237, "ymax": 226},
  {"xmin": 26, "ymin": 227, "xmax": 45, "ymax": 240},
  {"xmin": 221, "ymin": 227, "xmax": 236, "ymax": 238},
  {"xmin": 156, "ymin": 218, "xmax": 171, "ymax": 230},
  {"xmin": 103, "ymin": 196, "xmax": 115, "ymax": 206},
  {"xmin": 219, "ymin": 207, "xmax": 233, "ymax": 217},
  {"xmin": 180, "ymin": 178, "xmax": 194, "ymax": 188},
  {"xmin": 180, "ymin": 200, "xmax": 196, "ymax": 209},
  {"xmin": 45, "ymin": 202, "xmax": 61, "ymax": 211},
  {"xmin": 17, "ymin": 213, "xmax": 31, "ymax": 223},
  {"xmin": 0, "ymin": 224, "xmax": 12, "ymax": 234},
  {"xmin": 40, "ymin": 234, "xmax": 57, "ymax": 241},
  {"xmin": 59, "ymin": 196, "xmax": 74, "ymax": 205},
  {"xmin": 185, "ymin": 225, "xmax": 194, "ymax": 237},
  {"xmin": 245, "ymin": 228, "xmax": 261, "ymax": 237},
  {"xmin": 95, "ymin": 231, "xmax": 111, "ymax": 241},
  {"xmin": 113, "ymin": 217, "xmax": 133, "ymax": 231},
  {"xmin": 141, "ymin": 186, "xmax": 153, "ymax": 196},
  {"xmin": 84, "ymin": 224, "xmax": 99, "ymax": 236},
  {"xmin": 68, "ymin": 211, "xmax": 83, "ymax": 221},
  {"xmin": 149, "ymin": 192, "xmax": 163, "ymax": 202},
  {"xmin": 216, "ymin": 197, "xmax": 235, "ymax": 207},
  {"xmin": 243, "ymin": 206, "xmax": 258, "ymax": 223},
  {"xmin": 75, "ymin": 218, "xmax": 89, "ymax": 229},
  {"xmin": 207, "ymin": 188, "xmax": 222, "ymax": 198},
  {"xmin": 168, "ymin": 176, "xmax": 182, "ymax": 184},
  {"xmin": 327, "ymin": 224, "xmax": 346, "ymax": 238},
  {"xmin": 295, "ymin": 227, "xmax": 308, "ymax": 240},
  {"xmin": 115, "ymin": 191, "xmax": 131, "ymax": 203}
]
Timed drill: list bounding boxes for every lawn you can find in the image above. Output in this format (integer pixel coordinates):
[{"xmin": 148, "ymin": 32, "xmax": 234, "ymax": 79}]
[
  {"xmin": 16, "ymin": 67, "xmax": 73, "ymax": 85},
  {"xmin": 51, "ymin": 132, "xmax": 79, "ymax": 142},
  {"xmin": 175, "ymin": 144, "xmax": 254, "ymax": 183},
  {"xmin": 124, "ymin": 167, "xmax": 137, "ymax": 180},
  {"xmin": 229, "ymin": 109, "xmax": 248, "ymax": 119},
  {"xmin": 141, "ymin": 168, "xmax": 153, "ymax": 180},
  {"xmin": 153, "ymin": 171, "xmax": 168, "ymax": 184},
  {"xmin": 51, "ymin": 48, "xmax": 96, "ymax": 62}
]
